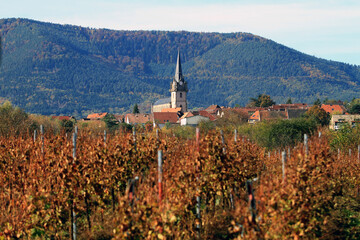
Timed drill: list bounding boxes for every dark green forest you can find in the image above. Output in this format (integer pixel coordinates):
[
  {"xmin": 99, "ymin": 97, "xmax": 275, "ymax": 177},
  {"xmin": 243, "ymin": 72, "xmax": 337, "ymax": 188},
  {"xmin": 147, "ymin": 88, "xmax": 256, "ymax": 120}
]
[{"xmin": 0, "ymin": 18, "xmax": 359, "ymax": 117}]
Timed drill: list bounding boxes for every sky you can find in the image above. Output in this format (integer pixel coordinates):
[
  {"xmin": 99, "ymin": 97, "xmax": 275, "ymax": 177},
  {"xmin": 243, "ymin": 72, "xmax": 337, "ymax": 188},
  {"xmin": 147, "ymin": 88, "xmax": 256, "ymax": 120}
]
[{"xmin": 1, "ymin": 0, "xmax": 360, "ymax": 65}]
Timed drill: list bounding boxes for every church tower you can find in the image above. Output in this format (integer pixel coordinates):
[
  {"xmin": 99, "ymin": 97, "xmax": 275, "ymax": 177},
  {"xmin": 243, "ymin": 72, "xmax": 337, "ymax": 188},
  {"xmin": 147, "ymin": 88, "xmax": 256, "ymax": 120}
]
[{"xmin": 170, "ymin": 50, "xmax": 188, "ymax": 112}]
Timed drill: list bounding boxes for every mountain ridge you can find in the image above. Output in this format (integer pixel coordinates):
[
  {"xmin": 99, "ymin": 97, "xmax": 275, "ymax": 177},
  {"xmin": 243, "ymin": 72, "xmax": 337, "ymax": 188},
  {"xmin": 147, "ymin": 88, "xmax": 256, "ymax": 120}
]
[{"xmin": 0, "ymin": 18, "xmax": 359, "ymax": 117}]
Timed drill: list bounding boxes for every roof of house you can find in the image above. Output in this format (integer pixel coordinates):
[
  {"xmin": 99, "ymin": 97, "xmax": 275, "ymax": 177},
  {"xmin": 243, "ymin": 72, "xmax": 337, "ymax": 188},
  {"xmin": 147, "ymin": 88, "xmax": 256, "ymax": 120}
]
[
  {"xmin": 321, "ymin": 104, "xmax": 346, "ymax": 114},
  {"xmin": 198, "ymin": 110, "xmax": 217, "ymax": 121},
  {"xmin": 260, "ymin": 111, "xmax": 288, "ymax": 121},
  {"xmin": 153, "ymin": 112, "xmax": 179, "ymax": 124},
  {"xmin": 287, "ymin": 109, "xmax": 307, "ymax": 119},
  {"xmin": 52, "ymin": 116, "xmax": 74, "ymax": 121},
  {"xmin": 161, "ymin": 107, "xmax": 182, "ymax": 113},
  {"xmin": 114, "ymin": 115, "xmax": 124, "ymax": 122},
  {"xmin": 233, "ymin": 107, "xmax": 266, "ymax": 115},
  {"xmin": 268, "ymin": 103, "xmax": 308, "ymax": 110},
  {"xmin": 87, "ymin": 113, "xmax": 108, "ymax": 119},
  {"xmin": 179, "ymin": 112, "xmax": 195, "ymax": 120},
  {"xmin": 249, "ymin": 111, "xmax": 260, "ymax": 120},
  {"xmin": 154, "ymin": 97, "xmax": 171, "ymax": 106},
  {"xmin": 125, "ymin": 113, "xmax": 153, "ymax": 124},
  {"xmin": 205, "ymin": 105, "xmax": 221, "ymax": 113}
]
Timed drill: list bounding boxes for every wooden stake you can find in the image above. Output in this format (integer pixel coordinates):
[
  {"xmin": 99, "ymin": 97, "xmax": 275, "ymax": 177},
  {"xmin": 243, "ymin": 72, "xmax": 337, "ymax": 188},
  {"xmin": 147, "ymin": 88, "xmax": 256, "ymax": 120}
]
[
  {"xmin": 72, "ymin": 133, "xmax": 77, "ymax": 240},
  {"xmin": 158, "ymin": 150, "xmax": 163, "ymax": 203},
  {"xmin": 33, "ymin": 129, "xmax": 37, "ymax": 143},
  {"xmin": 282, "ymin": 151, "xmax": 286, "ymax": 182},
  {"xmin": 304, "ymin": 134, "xmax": 308, "ymax": 156}
]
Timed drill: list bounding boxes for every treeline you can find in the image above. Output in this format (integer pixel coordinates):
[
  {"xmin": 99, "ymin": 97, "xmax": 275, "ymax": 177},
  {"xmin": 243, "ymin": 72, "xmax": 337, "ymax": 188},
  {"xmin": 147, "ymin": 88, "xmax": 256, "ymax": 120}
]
[{"xmin": 0, "ymin": 18, "xmax": 360, "ymax": 116}]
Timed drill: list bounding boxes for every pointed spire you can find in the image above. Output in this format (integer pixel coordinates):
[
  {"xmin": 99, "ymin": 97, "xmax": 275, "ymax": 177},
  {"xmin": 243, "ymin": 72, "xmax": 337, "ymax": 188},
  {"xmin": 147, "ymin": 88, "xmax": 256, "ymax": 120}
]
[{"xmin": 174, "ymin": 49, "xmax": 183, "ymax": 82}]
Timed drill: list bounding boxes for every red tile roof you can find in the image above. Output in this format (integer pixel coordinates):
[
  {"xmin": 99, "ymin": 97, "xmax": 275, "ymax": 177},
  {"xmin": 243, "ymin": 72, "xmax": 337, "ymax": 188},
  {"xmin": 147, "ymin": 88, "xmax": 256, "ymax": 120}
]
[
  {"xmin": 125, "ymin": 113, "xmax": 153, "ymax": 124},
  {"xmin": 153, "ymin": 112, "xmax": 179, "ymax": 124},
  {"xmin": 87, "ymin": 113, "xmax": 108, "ymax": 119},
  {"xmin": 198, "ymin": 110, "xmax": 217, "ymax": 121},
  {"xmin": 249, "ymin": 111, "xmax": 260, "ymax": 120},
  {"xmin": 161, "ymin": 107, "xmax": 182, "ymax": 113},
  {"xmin": 321, "ymin": 104, "xmax": 346, "ymax": 114}
]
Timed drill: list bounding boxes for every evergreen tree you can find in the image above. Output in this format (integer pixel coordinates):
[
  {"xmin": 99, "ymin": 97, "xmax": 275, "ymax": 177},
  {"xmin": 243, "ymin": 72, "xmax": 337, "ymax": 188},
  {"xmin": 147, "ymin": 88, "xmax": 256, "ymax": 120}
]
[
  {"xmin": 286, "ymin": 98, "xmax": 292, "ymax": 104},
  {"xmin": 314, "ymin": 98, "xmax": 322, "ymax": 106},
  {"xmin": 248, "ymin": 94, "xmax": 275, "ymax": 107},
  {"xmin": 133, "ymin": 104, "xmax": 140, "ymax": 114}
]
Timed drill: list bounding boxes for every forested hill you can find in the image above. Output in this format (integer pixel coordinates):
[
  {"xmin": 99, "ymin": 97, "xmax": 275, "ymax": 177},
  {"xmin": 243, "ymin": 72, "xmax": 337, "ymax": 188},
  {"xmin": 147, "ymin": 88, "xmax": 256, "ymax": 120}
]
[{"xmin": 0, "ymin": 18, "xmax": 359, "ymax": 117}]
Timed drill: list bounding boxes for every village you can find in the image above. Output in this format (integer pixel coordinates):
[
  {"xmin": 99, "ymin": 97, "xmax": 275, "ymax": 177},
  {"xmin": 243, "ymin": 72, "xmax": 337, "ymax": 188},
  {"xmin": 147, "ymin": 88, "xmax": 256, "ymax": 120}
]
[{"xmin": 53, "ymin": 51, "xmax": 359, "ymax": 131}]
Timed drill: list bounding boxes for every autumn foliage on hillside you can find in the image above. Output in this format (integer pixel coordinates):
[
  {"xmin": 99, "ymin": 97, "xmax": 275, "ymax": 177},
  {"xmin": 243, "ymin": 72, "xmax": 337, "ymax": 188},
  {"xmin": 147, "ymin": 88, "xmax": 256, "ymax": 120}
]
[{"xmin": 1, "ymin": 129, "xmax": 360, "ymax": 239}]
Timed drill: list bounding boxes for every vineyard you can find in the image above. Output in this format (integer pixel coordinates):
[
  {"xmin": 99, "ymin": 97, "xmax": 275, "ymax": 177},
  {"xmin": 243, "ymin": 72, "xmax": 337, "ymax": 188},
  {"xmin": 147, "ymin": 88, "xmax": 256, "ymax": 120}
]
[{"xmin": 1, "ymin": 128, "xmax": 360, "ymax": 239}]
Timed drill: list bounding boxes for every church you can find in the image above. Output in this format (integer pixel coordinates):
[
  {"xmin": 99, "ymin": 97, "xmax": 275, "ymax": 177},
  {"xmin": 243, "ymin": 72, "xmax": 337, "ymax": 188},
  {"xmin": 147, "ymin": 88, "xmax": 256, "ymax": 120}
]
[{"xmin": 152, "ymin": 50, "xmax": 188, "ymax": 113}]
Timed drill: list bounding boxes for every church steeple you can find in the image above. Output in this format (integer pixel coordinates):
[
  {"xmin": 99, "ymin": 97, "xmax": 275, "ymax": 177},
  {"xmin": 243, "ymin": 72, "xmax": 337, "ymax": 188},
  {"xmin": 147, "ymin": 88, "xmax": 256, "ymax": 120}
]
[
  {"xmin": 170, "ymin": 49, "xmax": 188, "ymax": 112},
  {"xmin": 174, "ymin": 49, "xmax": 183, "ymax": 82}
]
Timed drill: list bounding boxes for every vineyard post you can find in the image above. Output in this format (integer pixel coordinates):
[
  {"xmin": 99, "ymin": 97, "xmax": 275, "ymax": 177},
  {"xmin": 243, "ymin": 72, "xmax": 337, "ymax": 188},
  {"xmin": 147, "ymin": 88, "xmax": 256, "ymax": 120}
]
[
  {"xmin": 40, "ymin": 125, "xmax": 44, "ymax": 153},
  {"xmin": 318, "ymin": 131, "xmax": 322, "ymax": 138},
  {"xmin": 195, "ymin": 127, "xmax": 201, "ymax": 237},
  {"xmin": 156, "ymin": 128, "xmax": 159, "ymax": 140},
  {"xmin": 287, "ymin": 147, "xmax": 291, "ymax": 160},
  {"xmin": 349, "ymin": 149, "xmax": 352, "ymax": 157},
  {"xmin": 282, "ymin": 151, "xmax": 286, "ymax": 182},
  {"xmin": 33, "ymin": 129, "xmax": 37, "ymax": 143},
  {"xmin": 246, "ymin": 180, "xmax": 256, "ymax": 223},
  {"xmin": 234, "ymin": 129, "xmax": 237, "ymax": 143},
  {"xmin": 72, "ymin": 133, "xmax": 77, "ymax": 240},
  {"xmin": 220, "ymin": 130, "xmax": 226, "ymax": 154},
  {"xmin": 338, "ymin": 149, "xmax": 340, "ymax": 161},
  {"xmin": 158, "ymin": 150, "xmax": 163, "ymax": 203},
  {"xmin": 268, "ymin": 152, "xmax": 270, "ymax": 160},
  {"xmin": 75, "ymin": 126, "xmax": 78, "ymax": 136},
  {"xmin": 304, "ymin": 134, "xmax": 308, "ymax": 156},
  {"xmin": 104, "ymin": 130, "xmax": 107, "ymax": 144},
  {"xmin": 196, "ymin": 128, "xmax": 200, "ymax": 152},
  {"xmin": 133, "ymin": 127, "xmax": 136, "ymax": 150}
]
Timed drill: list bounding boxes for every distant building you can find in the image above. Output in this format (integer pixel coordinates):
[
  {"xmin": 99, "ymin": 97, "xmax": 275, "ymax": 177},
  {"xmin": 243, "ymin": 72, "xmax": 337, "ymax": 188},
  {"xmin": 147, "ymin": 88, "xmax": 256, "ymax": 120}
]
[
  {"xmin": 153, "ymin": 50, "xmax": 188, "ymax": 113},
  {"xmin": 321, "ymin": 104, "xmax": 347, "ymax": 115},
  {"xmin": 181, "ymin": 115, "xmax": 210, "ymax": 126},
  {"xmin": 51, "ymin": 116, "xmax": 76, "ymax": 121},
  {"xmin": 330, "ymin": 114, "xmax": 360, "ymax": 130},
  {"xmin": 125, "ymin": 113, "xmax": 153, "ymax": 125},
  {"xmin": 83, "ymin": 113, "xmax": 109, "ymax": 121},
  {"xmin": 153, "ymin": 112, "xmax": 179, "ymax": 124},
  {"xmin": 248, "ymin": 108, "xmax": 307, "ymax": 124}
]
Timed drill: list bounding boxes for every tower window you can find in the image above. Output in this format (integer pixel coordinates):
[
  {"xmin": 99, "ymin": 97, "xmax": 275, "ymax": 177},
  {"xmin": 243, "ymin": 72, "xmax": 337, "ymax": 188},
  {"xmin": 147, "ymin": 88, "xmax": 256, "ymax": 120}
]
[{"xmin": 180, "ymin": 93, "xmax": 182, "ymax": 98}]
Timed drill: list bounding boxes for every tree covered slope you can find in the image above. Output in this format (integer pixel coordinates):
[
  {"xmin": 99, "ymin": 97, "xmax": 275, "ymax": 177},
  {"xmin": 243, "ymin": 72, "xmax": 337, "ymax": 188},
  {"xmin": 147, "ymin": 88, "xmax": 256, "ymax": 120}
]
[{"xmin": 0, "ymin": 18, "xmax": 359, "ymax": 117}]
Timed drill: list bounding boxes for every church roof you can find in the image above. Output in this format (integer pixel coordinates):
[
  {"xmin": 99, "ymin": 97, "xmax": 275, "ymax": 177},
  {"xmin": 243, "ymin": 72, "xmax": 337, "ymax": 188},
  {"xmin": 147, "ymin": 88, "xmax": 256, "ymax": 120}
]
[
  {"xmin": 154, "ymin": 97, "xmax": 171, "ymax": 106},
  {"xmin": 174, "ymin": 50, "xmax": 183, "ymax": 82}
]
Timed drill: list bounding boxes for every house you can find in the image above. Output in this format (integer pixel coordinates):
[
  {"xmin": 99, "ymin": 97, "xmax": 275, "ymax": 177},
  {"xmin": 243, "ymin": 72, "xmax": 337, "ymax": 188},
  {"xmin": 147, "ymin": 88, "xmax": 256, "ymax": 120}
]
[
  {"xmin": 268, "ymin": 103, "xmax": 308, "ymax": 111},
  {"xmin": 330, "ymin": 114, "xmax": 360, "ymax": 130},
  {"xmin": 114, "ymin": 115, "xmax": 124, "ymax": 123},
  {"xmin": 321, "ymin": 104, "xmax": 346, "ymax": 115},
  {"xmin": 153, "ymin": 112, "xmax": 179, "ymax": 124},
  {"xmin": 180, "ymin": 115, "xmax": 210, "ymax": 126},
  {"xmin": 85, "ymin": 113, "xmax": 108, "ymax": 120},
  {"xmin": 248, "ymin": 110, "xmax": 294, "ymax": 124},
  {"xmin": 161, "ymin": 107, "xmax": 182, "ymax": 113},
  {"xmin": 125, "ymin": 113, "xmax": 153, "ymax": 125},
  {"xmin": 51, "ymin": 116, "xmax": 76, "ymax": 121},
  {"xmin": 204, "ymin": 105, "xmax": 222, "ymax": 115},
  {"xmin": 198, "ymin": 110, "xmax": 218, "ymax": 121}
]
